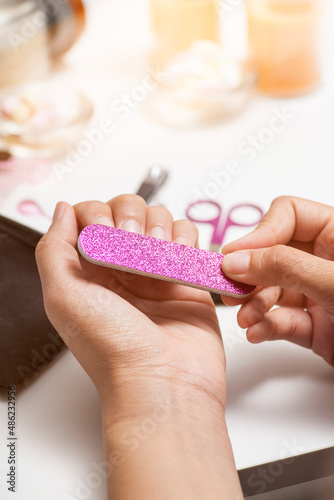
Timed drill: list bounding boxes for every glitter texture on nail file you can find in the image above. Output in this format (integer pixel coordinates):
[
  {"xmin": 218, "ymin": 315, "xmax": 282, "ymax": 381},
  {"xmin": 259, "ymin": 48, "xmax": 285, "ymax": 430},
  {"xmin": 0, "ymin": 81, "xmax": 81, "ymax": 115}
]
[{"xmin": 78, "ymin": 225, "xmax": 255, "ymax": 298}]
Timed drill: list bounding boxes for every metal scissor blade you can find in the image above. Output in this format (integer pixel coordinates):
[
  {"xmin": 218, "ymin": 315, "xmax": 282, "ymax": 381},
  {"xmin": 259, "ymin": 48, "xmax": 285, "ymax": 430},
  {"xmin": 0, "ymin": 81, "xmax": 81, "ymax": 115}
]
[{"xmin": 136, "ymin": 164, "xmax": 169, "ymax": 204}]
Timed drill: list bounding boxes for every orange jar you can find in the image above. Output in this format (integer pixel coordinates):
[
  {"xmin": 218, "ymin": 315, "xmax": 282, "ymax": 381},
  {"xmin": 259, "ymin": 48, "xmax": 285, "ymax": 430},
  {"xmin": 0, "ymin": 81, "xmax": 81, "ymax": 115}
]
[{"xmin": 246, "ymin": 0, "xmax": 322, "ymax": 96}]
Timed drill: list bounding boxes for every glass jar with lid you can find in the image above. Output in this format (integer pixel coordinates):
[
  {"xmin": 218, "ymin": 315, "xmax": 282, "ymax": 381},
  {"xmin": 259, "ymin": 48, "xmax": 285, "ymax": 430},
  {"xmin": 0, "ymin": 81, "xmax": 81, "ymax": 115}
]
[{"xmin": 0, "ymin": 0, "xmax": 85, "ymax": 89}]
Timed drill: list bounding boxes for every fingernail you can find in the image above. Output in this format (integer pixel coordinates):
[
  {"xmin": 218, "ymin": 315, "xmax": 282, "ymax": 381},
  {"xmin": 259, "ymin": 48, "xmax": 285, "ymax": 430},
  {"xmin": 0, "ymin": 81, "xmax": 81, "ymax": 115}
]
[
  {"xmin": 52, "ymin": 202, "xmax": 65, "ymax": 222},
  {"xmin": 223, "ymin": 252, "xmax": 250, "ymax": 274},
  {"xmin": 149, "ymin": 225, "xmax": 166, "ymax": 240},
  {"xmin": 174, "ymin": 235, "xmax": 189, "ymax": 246},
  {"xmin": 121, "ymin": 218, "xmax": 141, "ymax": 233},
  {"xmin": 97, "ymin": 216, "xmax": 114, "ymax": 227}
]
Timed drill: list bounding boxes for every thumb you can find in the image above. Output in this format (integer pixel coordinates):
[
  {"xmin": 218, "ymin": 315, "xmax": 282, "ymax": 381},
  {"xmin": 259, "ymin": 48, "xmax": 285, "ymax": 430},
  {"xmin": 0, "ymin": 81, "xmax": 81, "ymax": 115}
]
[
  {"xmin": 35, "ymin": 202, "xmax": 81, "ymax": 303},
  {"xmin": 222, "ymin": 245, "xmax": 334, "ymax": 310}
]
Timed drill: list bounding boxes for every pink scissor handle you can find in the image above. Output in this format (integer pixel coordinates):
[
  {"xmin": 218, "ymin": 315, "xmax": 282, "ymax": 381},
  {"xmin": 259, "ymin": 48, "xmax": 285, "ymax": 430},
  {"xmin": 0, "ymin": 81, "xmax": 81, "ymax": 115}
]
[
  {"xmin": 226, "ymin": 204, "xmax": 264, "ymax": 228},
  {"xmin": 186, "ymin": 200, "xmax": 223, "ymax": 246},
  {"xmin": 186, "ymin": 200, "xmax": 264, "ymax": 247},
  {"xmin": 17, "ymin": 200, "xmax": 51, "ymax": 219}
]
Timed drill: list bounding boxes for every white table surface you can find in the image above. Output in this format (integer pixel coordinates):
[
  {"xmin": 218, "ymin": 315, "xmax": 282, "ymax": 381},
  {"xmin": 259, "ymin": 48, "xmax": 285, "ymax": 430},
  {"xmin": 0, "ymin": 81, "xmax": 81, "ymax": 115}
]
[{"xmin": 1, "ymin": 1, "xmax": 334, "ymax": 498}]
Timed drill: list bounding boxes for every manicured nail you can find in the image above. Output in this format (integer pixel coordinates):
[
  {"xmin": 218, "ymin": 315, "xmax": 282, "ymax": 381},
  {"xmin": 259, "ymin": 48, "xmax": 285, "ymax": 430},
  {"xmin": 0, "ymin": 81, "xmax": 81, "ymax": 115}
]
[
  {"xmin": 121, "ymin": 218, "xmax": 141, "ymax": 234},
  {"xmin": 52, "ymin": 202, "xmax": 65, "ymax": 222},
  {"xmin": 222, "ymin": 252, "xmax": 250, "ymax": 274},
  {"xmin": 149, "ymin": 225, "xmax": 166, "ymax": 240},
  {"xmin": 174, "ymin": 235, "xmax": 189, "ymax": 246},
  {"xmin": 97, "ymin": 216, "xmax": 114, "ymax": 227}
]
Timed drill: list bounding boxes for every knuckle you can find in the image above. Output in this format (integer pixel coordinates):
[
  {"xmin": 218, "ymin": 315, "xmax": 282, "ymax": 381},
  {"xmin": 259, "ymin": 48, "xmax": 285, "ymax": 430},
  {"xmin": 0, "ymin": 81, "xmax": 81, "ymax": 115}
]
[
  {"xmin": 247, "ymin": 307, "xmax": 264, "ymax": 325},
  {"xmin": 271, "ymin": 195, "xmax": 295, "ymax": 208},
  {"xmin": 287, "ymin": 311, "xmax": 300, "ymax": 340},
  {"xmin": 256, "ymin": 293, "xmax": 273, "ymax": 315},
  {"xmin": 266, "ymin": 314, "xmax": 277, "ymax": 333},
  {"xmin": 315, "ymin": 269, "xmax": 334, "ymax": 310},
  {"xmin": 314, "ymin": 220, "xmax": 334, "ymax": 259},
  {"xmin": 35, "ymin": 237, "xmax": 73, "ymax": 312},
  {"xmin": 264, "ymin": 246, "xmax": 302, "ymax": 288},
  {"xmin": 114, "ymin": 193, "xmax": 147, "ymax": 208},
  {"xmin": 324, "ymin": 227, "xmax": 334, "ymax": 249},
  {"xmin": 257, "ymin": 219, "xmax": 279, "ymax": 239},
  {"xmin": 147, "ymin": 205, "xmax": 173, "ymax": 219},
  {"xmin": 115, "ymin": 194, "xmax": 147, "ymax": 220},
  {"xmin": 74, "ymin": 200, "xmax": 103, "ymax": 212},
  {"xmin": 73, "ymin": 200, "xmax": 86, "ymax": 211},
  {"xmin": 256, "ymin": 314, "xmax": 276, "ymax": 341},
  {"xmin": 178, "ymin": 218, "xmax": 198, "ymax": 233},
  {"xmin": 35, "ymin": 234, "xmax": 50, "ymax": 262},
  {"xmin": 264, "ymin": 245, "xmax": 287, "ymax": 270}
]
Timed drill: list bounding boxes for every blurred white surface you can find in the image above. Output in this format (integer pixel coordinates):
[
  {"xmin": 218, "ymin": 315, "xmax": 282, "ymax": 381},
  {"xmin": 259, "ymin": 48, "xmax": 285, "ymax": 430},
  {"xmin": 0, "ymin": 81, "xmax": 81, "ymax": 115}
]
[{"xmin": 0, "ymin": 0, "xmax": 334, "ymax": 499}]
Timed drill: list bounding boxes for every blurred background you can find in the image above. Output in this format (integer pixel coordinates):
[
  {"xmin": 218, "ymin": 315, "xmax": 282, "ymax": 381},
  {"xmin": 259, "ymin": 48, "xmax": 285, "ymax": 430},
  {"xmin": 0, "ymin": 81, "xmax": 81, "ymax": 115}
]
[{"xmin": 0, "ymin": 0, "xmax": 333, "ymax": 235}]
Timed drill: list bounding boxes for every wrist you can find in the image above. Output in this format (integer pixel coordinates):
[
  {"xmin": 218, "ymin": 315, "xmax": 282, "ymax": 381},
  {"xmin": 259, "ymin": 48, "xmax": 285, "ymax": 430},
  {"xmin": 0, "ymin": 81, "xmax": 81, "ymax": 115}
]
[
  {"xmin": 98, "ymin": 366, "xmax": 227, "ymax": 425},
  {"xmin": 100, "ymin": 376, "xmax": 228, "ymax": 464},
  {"xmin": 98, "ymin": 376, "xmax": 241, "ymax": 500},
  {"xmin": 97, "ymin": 371, "xmax": 242, "ymax": 500}
]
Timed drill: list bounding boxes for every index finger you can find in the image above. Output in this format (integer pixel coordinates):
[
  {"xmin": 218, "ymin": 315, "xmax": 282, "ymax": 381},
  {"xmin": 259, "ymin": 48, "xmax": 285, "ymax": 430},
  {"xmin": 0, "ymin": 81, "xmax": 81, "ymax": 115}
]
[{"xmin": 222, "ymin": 196, "xmax": 333, "ymax": 254}]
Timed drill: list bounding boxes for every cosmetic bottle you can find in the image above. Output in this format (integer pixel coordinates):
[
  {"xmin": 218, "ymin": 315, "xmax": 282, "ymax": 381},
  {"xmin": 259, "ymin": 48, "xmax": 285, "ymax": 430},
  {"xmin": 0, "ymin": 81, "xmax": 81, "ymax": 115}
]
[
  {"xmin": 0, "ymin": 0, "xmax": 85, "ymax": 88},
  {"xmin": 149, "ymin": 0, "xmax": 220, "ymax": 65},
  {"xmin": 0, "ymin": 0, "xmax": 50, "ymax": 88},
  {"xmin": 246, "ymin": 0, "xmax": 322, "ymax": 96}
]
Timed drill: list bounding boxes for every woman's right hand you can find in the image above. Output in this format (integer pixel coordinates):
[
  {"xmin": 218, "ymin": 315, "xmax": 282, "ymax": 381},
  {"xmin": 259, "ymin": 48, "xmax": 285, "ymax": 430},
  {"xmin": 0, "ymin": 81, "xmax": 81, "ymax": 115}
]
[{"xmin": 221, "ymin": 196, "xmax": 334, "ymax": 367}]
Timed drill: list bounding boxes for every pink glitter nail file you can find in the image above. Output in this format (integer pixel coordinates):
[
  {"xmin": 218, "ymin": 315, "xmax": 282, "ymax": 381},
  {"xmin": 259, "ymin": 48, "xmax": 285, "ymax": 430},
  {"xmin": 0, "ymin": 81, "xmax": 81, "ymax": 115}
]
[{"xmin": 78, "ymin": 225, "xmax": 255, "ymax": 298}]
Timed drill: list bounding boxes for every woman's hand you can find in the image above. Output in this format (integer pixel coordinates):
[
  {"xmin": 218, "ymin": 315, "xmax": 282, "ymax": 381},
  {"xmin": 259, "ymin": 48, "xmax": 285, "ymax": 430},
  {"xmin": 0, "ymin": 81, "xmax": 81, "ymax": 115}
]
[
  {"xmin": 36, "ymin": 194, "xmax": 242, "ymax": 500},
  {"xmin": 221, "ymin": 196, "xmax": 334, "ymax": 367},
  {"xmin": 36, "ymin": 194, "xmax": 226, "ymax": 406}
]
